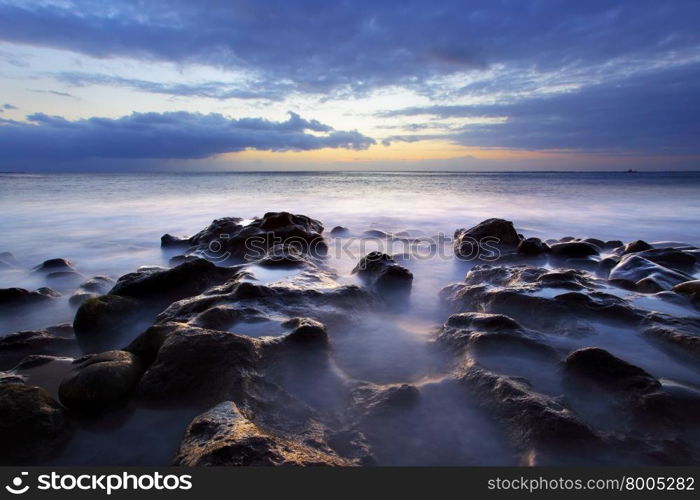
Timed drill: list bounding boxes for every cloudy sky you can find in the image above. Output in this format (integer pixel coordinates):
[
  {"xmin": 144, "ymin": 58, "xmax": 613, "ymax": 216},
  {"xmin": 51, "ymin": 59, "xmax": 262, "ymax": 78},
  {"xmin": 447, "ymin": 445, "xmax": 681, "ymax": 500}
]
[{"xmin": 0, "ymin": 0, "xmax": 699, "ymax": 171}]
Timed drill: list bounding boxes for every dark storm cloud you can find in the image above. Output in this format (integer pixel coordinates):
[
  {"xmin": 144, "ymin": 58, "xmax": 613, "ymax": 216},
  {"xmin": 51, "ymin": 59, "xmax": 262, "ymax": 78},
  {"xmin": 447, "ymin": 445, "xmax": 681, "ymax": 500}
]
[
  {"xmin": 55, "ymin": 72, "xmax": 293, "ymax": 101},
  {"xmin": 0, "ymin": 0, "xmax": 699, "ymax": 158},
  {"xmin": 387, "ymin": 63, "xmax": 700, "ymax": 154},
  {"xmin": 0, "ymin": 111, "xmax": 374, "ymax": 163},
  {"xmin": 1, "ymin": 0, "xmax": 698, "ymax": 93}
]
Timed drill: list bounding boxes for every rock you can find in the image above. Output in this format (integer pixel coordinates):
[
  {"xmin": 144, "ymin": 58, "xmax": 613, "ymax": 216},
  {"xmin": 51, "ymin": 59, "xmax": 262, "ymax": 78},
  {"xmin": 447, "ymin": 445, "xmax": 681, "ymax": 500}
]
[
  {"xmin": 596, "ymin": 257, "xmax": 619, "ymax": 278},
  {"xmin": 621, "ymin": 240, "xmax": 653, "ymax": 254},
  {"xmin": 362, "ymin": 229, "xmax": 390, "ymax": 238},
  {"xmin": 641, "ymin": 326, "xmax": 700, "ymax": 361},
  {"xmin": 73, "ymin": 295, "xmax": 142, "ymax": 350},
  {"xmin": 191, "ymin": 305, "xmax": 264, "ymax": 330},
  {"xmin": 69, "ymin": 275, "xmax": 115, "ymax": 307},
  {"xmin": 458, "ymin": 366, "xmax": 602, "ymax": 464},
  {"xmin": 673, "ymin": 280, "xmax": 700, "ymax": 298},
  {"xmin": 109, "ymin": 258, "xmax": 237, "ymax": 302},
  {"xmin": 604, "ymin": 240, "xmax": 624, "ymax": 250},
  {"xmin": 132, "ymin": 324, "xmax": 258, "ymax": 404},
  {"xmin": 0, "ymin": 329, "xmax": 78, "ymax": 370},
  {"xmin": 636, "ymin": 248, "xmax": 697, "ymax": 272},
  {"xmin": 563, "ymin": 347, "xmax": 661, "ymax": 397},
  {"xmin": 163, "ymin": 212, "xmax": 327, "ymax": 262},
  {"xmin": 439, "ymin": 313, "xmax": 558, "ymax": 361},
  {"xmin": 441, "ymin": 265, "xmax": 642, "ymax": 332},
  {"xmin": 0, "ymin": 287, "xmax": 60, "ymax": 309},
  {"xmin": 0, "ymin": 383, "xmax": 73, "ymax": 464},
  {"xmin": 173, "ymin": 401, "xmax": 352, "ymax": 466},
  {"xmin": 582, "ymin": 238, "xmax": 605, "ymax": 249},
  {"xmin": 58, "ymin": 350, "xmax": 145, "ymax": 412},
  {"xmin": 254, "ymin": 243, "xmax": 309, "ymax": 268},
  {"xmin": 352, "ymin": 252, "xmax": 413, "ymax": 297},
  {"xmin": 454, "ymin": 218, "xmax": 520, "ymax": 258},
  {"xmin": 352, "ymin": 383, "xmax": 421, "ymax": 418},
  {"xmin": 549, "ymin": 242, "xmax": 599, "ymax": 259},
  {"xmin": 280, "ymin": 317, "xmax": 329, "ymax": 348},
  {"xmin": 330, "ymin": 226, "xmax": 350, "ymax": 236},
  {"xmin": 609, "ymin": 255, "xmax": 692, "ymax": 292},
  {"xmin": 32, "ymin": 258, "xmax": 76, "ymax": 274},
  {"xmin": 517, "ymin": 237, "xmax": 549, "ymax": 256},
  {"xmin": 160, "ymin": 234, "xmax": 191, "ymax": 248},
  {"xmin": 156, "ymin": 269, "xmax": 374, "ymax": 330}
]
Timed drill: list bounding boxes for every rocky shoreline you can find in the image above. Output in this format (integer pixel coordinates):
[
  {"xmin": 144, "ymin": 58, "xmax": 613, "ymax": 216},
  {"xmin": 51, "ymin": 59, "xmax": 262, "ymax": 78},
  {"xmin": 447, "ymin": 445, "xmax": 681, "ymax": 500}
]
[{"xmin": 1, "ymin": 213, "xmax": 699, "ymax": 466}]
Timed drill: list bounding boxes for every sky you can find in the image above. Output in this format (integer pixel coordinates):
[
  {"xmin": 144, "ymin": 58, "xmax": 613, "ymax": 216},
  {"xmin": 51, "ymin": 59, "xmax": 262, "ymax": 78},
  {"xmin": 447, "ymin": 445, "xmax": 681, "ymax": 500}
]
[{"xmin": 0, "ymin": 0, "xmax": 699, "ymax": 172}]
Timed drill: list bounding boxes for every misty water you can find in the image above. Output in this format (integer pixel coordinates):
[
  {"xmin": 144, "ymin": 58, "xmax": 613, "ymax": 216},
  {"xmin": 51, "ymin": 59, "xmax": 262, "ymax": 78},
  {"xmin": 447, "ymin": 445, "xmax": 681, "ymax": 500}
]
[{"xmin": 1, "ymin": 171, "xmax": 699, "ymax": 465}]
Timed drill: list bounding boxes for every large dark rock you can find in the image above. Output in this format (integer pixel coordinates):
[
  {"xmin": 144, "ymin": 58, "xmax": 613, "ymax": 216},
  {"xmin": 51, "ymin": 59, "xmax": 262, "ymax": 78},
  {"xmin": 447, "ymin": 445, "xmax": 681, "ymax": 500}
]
[
  {"xmin": 58, "ymin": 350, "xmax": 145, "ymax": 412},
  {"xmin": 549, "ymin": 241, "xmax": 599, "ymax": 259},
  {"xmin": 161, "ymin": 212, "xmax": 327, "ymax": 262},
  {"xmin": 352, "ymin": 252, "xmax": 413, "ymax": 297},
  {"xmin": 609, "ymin": 255, "xmax": 692, "ymax": 292},
  {"xmin": 517, "ymin": 237, "xmax": 549, "ymax": 256},
  {"xmin": 637, "ymin": 248, "xmax": 697, "ymax": 272},
  {"xmin": 32, "ymin": 258, "xmax": 76, "ymax": 274},
  {"xmin": 641, "ymin": 326, "xmax": 700, "ymax": 361},
  {"xmin": 621, "ymin": 240, "xmax": 653, "ymax": 254},
  {"xmin": 0, "ymin": 287, "xmax": 60, "ymax": 309},
  {"xmin": 73, "ymin": 295, "xmax": 142, "ymax": 350},
  {"xmin": 69, "ymin": 275, "xmax": 115, "ymax": 307},
  {"xmin": 458, "ymin": 366, "xmax": 602, "ymax": 464},
  {"xmin": 173, "ymin": 402, "xmax": 352, "ymax": 466},
  {"xmin": 454, "ymin": 218, "xmax": 520, "ymax": 258},
  {"xmin": 109, "ymin": 258, "xmax": 237, "ymax": 302},
  {"xmin": 0, "ymin": 383, "xmax": 73, "ymax": 464},
  {"xmin": 563, "ymin": 348, "xmax": 661, "ymax": 397},
  {"xmin": 439, "ymin": 312, "xmax": 558, "ymax": 361},
  {"xmin": 132, "ymin": 324, "xmax": 259, "ymax": 404},
  {"xmin": 155, "ymin": 269, "xmax": 375, "ymax": 330},
  {"xmin": 0, "ymin": 329, "xmax": 78, "ymax": 371}
]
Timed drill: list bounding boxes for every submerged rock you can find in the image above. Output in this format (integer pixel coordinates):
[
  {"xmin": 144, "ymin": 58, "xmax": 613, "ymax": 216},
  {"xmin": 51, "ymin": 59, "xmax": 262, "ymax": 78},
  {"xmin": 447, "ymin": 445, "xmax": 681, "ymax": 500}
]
[
  {"xmin": 173, "ymin": 401, "xmax": 353, "ymax": 466},
  {"xmin": 0, "ymin": 383, "xmax": 73, "ymax": 464},
  {"xmin": 58, "ymin": 350, "xmax": 145, "ymax": 412},
  {"xmin": 330, "ymin": 226, "xmax": 350, "ymax": 236}
]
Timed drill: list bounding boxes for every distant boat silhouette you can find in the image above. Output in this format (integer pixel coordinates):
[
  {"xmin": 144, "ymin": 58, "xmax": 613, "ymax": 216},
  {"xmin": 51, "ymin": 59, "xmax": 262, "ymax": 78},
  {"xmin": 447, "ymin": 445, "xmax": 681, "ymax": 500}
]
[{"xmin": 625, "ymin": 169, "xmax": 638, "ymax": 173}]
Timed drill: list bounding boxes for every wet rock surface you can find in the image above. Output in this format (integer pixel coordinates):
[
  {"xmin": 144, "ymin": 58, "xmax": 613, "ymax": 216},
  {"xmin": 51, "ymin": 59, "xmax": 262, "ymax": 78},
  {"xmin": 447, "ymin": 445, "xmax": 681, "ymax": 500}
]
[
  {"xmin": 0, "ymin": 382, "xmax": 73, "ymax": 464},
  {"xmin": 1, "ymin": 214, "xmax": 699, "ymax": 466},
  {"xmin": 352, "ymin": 252, "xmax": 413, "ymax": 298},
  {"xmin": 58, "ymin": 350, "xmax": 145, "ymax": 412},
  {"xmin": 174, "ymin": 401, "xmax": 353, "ymax": 466}
]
